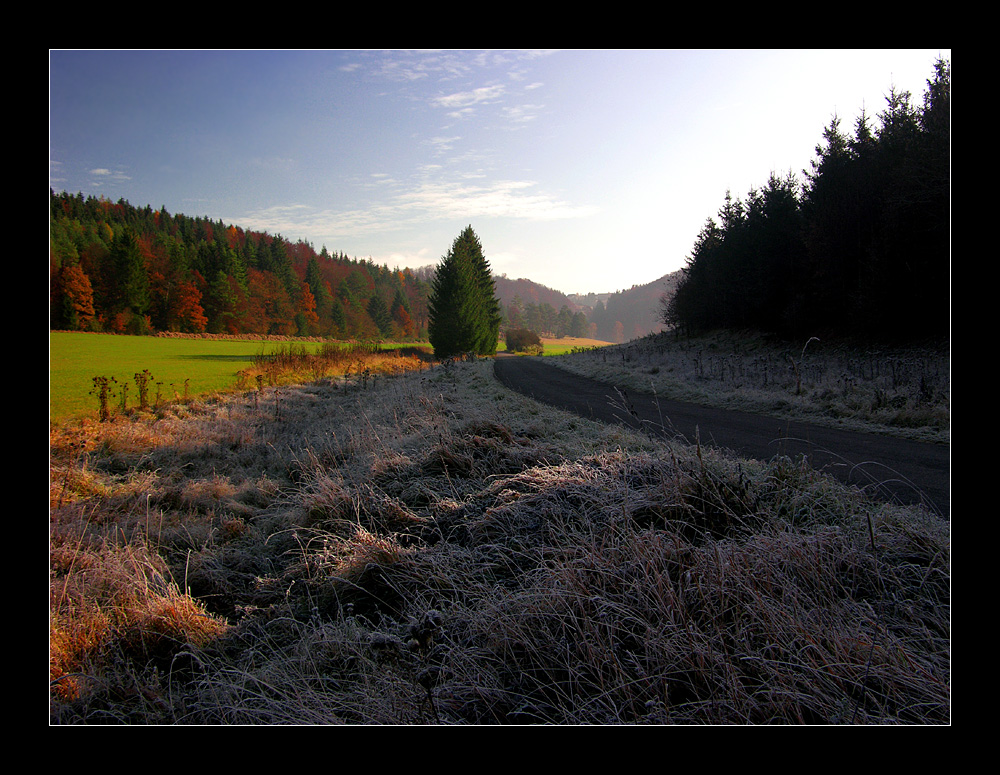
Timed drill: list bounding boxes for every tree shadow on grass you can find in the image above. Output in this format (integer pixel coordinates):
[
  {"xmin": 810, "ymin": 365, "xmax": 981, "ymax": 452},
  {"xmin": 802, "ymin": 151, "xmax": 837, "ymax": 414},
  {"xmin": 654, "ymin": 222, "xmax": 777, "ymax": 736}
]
[{"xmin": 173, "ymin": 354, "xmax": 256, "ymax": 362}]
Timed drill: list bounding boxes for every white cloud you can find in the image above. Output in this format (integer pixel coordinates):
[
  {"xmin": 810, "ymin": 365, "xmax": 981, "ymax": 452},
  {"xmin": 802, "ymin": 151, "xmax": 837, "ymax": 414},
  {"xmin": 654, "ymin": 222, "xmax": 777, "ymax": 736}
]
[
  {"xmin": 503, "ymin": 104, "xmax": 542, "ymax": 124},
  {"xmin": 433, "ymin": 84, "xmax": 505, "ymax": 110},
  {"xmin": 390, "ymin": 178, "xmax": 598, "ymax": 223},
  {"xmin": 428, "ymin": 136, "xmax": 462, "ymax": 154},
  {"xmin": 87, "ymin": 167, "xmax": 131, "ymax": 183},
  {"xmin": 238, "ymin": 175, "xmax": 597, "ymax": 246}
]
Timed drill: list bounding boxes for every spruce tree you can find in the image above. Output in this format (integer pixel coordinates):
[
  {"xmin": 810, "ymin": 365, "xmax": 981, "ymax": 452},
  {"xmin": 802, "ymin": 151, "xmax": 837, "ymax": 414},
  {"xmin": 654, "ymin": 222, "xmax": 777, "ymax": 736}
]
[
  {"xmin": 108, "ymin": 227, "xmax": 149, "ymax": 317},
  {"xmin": 367, "ymin": 293, "xmax": 394, "ymax": 338},
  {"xmin": 428, "ymin": 226, "xmax": 501, "ymax": 358}
]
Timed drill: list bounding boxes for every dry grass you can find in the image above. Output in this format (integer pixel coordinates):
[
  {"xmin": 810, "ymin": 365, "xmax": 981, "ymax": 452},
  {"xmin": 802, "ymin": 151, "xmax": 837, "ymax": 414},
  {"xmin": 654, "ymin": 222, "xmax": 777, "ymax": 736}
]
[
  {"xmin": 49, "ymin": 349, "xmax": 949, "ymax": 724},
  {"xmin": 235, "ymin": 342, "xmax": 434, "ymax": 393},
  {"xmin": 554, "ymin": 330, "xmax": 950, "ymax": 443}
]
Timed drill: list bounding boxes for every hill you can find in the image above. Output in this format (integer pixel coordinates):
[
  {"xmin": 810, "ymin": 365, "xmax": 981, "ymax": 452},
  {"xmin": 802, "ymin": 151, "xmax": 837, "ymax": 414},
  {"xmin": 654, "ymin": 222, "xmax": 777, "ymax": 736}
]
[
  {"xmin": 449, "ymin": 269, "xmax": 682, "ymax": 343},
  {"xmin": 493, "ymin": 274, "xmax": 582, "ymax": 314},
  {"xmin": 566, "ymin": 270, "xmax": 683, "ymax": 342}
]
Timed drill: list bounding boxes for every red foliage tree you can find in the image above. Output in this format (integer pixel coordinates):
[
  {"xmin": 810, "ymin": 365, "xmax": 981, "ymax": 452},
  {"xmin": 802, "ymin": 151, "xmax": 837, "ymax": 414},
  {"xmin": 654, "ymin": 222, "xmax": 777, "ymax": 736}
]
[
  {"xmin": 297, "ymin": 284, "xmax": 320, "ymax": 335},
  {"xmin": 170, "ymin": 279, "xmax": 209, "ymax": 333},
  {"xmin": 247, "ymin": 269, "xmax": 294, "ymax": 335},
  {"xmin": 392, "ymin": 303, "xmax": 414, "ymax": 338},
  {"xmin": 58, "ymin": 263, "xmax": 96, "ymax": 330}
]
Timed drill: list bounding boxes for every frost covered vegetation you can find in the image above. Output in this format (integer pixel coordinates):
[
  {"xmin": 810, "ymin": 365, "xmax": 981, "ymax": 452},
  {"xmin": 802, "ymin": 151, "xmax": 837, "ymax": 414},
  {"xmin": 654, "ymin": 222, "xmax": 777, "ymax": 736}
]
[
  {"xmin": 554, "ymin": 330, "xmax": 949, "ymax": 444},
  {"xmin": 50, "ymin": 353, "xmax": 949, "ymax": 724}
]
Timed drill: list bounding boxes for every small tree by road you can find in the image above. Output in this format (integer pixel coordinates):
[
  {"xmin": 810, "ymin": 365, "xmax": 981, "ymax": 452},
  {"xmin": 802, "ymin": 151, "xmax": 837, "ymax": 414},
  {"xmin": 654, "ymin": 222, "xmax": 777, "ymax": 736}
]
[{"xmin": 428, "ymin": 226, "xmax": 502, "ymax": 359}]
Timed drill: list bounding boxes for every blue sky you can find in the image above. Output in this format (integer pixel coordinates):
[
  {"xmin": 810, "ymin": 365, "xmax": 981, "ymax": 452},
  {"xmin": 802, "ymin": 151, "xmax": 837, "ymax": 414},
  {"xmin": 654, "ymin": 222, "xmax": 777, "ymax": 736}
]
[{"xmin": 49, "ymin": 49, "xmax": 949, "ymax": 295}]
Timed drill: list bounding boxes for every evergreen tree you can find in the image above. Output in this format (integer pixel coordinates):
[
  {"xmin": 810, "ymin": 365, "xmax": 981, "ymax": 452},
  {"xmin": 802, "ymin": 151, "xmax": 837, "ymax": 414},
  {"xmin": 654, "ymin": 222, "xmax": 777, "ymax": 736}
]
[
  {"xmin": 330, "ymin": 299, "xmax": 347, "ymax": 336},
  {"xmin": 428, "ymin": 226, "xmax": 501, "ymax": 358},
  {"xmin": 367, "ymin": 293, "xmax": 394, "ymax": 338},
  {"xmin": 305, "ymin": 256, "xmax": 333, "ymax": 321},
  {"xmin": 506, "ymin": 295, "xmax": 525, "ymax": 330},
  {"xmin": 107, "ymin": 227, "xmax": 149, "ymax": 317},
  {"xmin": 666, "ymin": 58, "xmax": 949, "ymax": 340},
  {"xmin": 557, "ymin": 305, "xmax": 573, "ymax": 337}
]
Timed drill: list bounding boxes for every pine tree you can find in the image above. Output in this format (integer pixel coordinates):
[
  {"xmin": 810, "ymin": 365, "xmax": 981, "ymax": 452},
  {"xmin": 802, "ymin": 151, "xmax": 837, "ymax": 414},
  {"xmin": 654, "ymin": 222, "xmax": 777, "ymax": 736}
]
[
  {"xmin": 428, "ymin": 226, "xmax": 501, "ymax": 358},
  {"xmin": 305, "ymin": 256, "xmax": 332, "ymax": 321},
  {"xmin": 367, "ymin": 293, "xmax": 394, "ymax": 338},
  {"xmin": 107, "ymin": 227, "xmax": 149, "ymax": 317}
]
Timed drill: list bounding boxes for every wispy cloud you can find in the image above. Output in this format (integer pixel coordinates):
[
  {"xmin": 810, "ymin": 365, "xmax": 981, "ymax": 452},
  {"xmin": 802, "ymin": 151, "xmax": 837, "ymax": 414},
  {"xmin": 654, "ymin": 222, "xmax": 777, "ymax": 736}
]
[
  {"xmin": 433, "ymin": 84, "xmax": 505, "ymax": 111},
  {"xmin": 428, "ymin": 136, "xmax": 462, "ymax": 154},
  {"xmin": 240, "ymin": 175, "xmax": 597, "ymax": 243},
  {"xmin": 88, "ymin": 167, "xmax": 131, "ymax": 182},
  {"xmin": 502, "ymin": 103, "xmax": 543, "ymax": 124},
  {"xmin": 75, "ymin": 166, "xmax": 132, "ymax": 191},
  {"xmin": 393, "ymin": 178, "xmax": 597, "ymax": 222},
  {"xmin": 237, "ymin": 52, "xmax": 579, "ymax": 247}
]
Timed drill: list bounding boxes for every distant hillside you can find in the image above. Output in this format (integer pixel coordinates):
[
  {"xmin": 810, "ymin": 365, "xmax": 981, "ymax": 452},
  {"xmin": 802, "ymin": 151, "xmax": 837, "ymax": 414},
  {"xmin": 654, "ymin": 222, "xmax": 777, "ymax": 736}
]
[
  {"xmin": 493, "ymin": 271, "xmax": 682, "ymax": 343},
  {"xmin": 456, "ymin": 267, "xmax": 682, "ymax": 343},
  {"xmin": 492, "ymin": 275, "xmax": 582, "ymax": 314},
  {"xmin": 568, "ymin": 271, "xmax": 682, "ymax": 342}
]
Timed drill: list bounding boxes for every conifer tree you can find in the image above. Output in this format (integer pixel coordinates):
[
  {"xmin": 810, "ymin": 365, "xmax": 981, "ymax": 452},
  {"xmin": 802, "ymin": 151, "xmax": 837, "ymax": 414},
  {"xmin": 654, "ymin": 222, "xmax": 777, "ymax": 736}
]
[
  {"xmin": 428, "ymin": 226, "xmax": 501, "ymax": 358},
  {"xmin": 305, "ymin": 256, "xmax": 332, "ymax": 321},
  {"xmin": 367, "ymin": 293, "xmax": 394, "ymax": 338},
  {"xmin": 107, "ymin": 227, "xmax": 149, "ymax": 317}
]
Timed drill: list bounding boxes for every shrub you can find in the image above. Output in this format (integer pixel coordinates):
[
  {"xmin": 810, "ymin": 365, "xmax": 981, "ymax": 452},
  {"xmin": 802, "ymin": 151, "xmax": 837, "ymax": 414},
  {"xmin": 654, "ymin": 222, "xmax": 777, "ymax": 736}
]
[{"xmin": 506, "ymin": 328, "xmax": 542, "ymax": 353}]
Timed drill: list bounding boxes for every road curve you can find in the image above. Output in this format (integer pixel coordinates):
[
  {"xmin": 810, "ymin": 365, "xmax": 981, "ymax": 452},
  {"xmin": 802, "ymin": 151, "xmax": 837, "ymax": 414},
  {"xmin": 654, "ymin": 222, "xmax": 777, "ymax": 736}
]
[{"xmin": 493, "ymin": 355, "xmax": 950, "ymax": 517}]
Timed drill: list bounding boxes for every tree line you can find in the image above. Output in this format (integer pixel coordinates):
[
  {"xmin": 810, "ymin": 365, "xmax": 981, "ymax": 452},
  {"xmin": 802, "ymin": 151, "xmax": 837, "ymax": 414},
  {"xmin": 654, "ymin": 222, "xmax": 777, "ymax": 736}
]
[
  {"xmin": 503, "ymin": 297, "xmax": 591, "ymax": 340},
  {"xmin": 664, "ymin": 57, "xmax": 950, "ymax": 341},
  {"xmin": 49, "ymin": 192, "xmax": 433, "ymax": 340},
  {"xmin": 49, "ymin": 192, "xmax": 603, "ymax": 346}
]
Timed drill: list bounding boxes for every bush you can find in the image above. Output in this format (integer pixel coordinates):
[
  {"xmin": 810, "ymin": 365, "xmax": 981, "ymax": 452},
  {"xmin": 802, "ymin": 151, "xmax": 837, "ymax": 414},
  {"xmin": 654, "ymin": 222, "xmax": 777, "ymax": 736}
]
[{"xmin": 506, "ymin": 328, "xmax": 542, "ymax": 353}]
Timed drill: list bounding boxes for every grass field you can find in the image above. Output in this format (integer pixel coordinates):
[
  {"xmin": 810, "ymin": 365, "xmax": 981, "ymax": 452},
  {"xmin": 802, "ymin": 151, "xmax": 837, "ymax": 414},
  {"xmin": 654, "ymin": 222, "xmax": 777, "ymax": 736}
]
[
  {"xmin": 50, "ymin": 333, "xmax": 612, "ymax": 422},
  {"xmin": 49, "ymin": 333, "xmax": 321, "ymax": 421},
  {"xmin": 495, "ymin": 336, "xmax": 614, "ymax": 356},
  {"xmin": 536, "ymin": 336, "xmax": 614, "ymax": 355}
]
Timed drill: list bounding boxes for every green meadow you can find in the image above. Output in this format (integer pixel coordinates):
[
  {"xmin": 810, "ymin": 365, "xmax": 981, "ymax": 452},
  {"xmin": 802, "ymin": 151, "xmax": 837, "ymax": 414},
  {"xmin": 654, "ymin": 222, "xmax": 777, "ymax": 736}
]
[
  {"xmin": 495, "ymin": 336, "xmax": 614, "ymax": 356},
  {"xmin": 50, "ymin": 333, "xmax": 615, "ymax": 422},
  {"xmin": 49, "ymin": 333, "xmax": 327, "ymax": 422}
]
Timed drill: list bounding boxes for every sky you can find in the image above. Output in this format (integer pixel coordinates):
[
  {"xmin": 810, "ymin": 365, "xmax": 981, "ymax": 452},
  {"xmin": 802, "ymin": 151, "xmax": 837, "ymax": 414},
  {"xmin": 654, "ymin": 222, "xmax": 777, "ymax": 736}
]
[{"xmin": 49, "ymin": 49, "xmax": 949, "ymax": 296}]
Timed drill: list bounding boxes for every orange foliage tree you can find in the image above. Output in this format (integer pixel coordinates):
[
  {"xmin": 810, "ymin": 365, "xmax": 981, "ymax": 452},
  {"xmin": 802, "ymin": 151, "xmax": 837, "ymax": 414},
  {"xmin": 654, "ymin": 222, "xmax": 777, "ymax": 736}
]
[
  {"xmin": 392, "ymin": 303, "xmax": 414, "ymax": 338},
  {"xmin": 170, "ymin": 279, "xmax": 209, "ymax": 333},
  {"xmin": 296, "ymin": 284, "xmax": 321, "ymax": 336},
  {"xmin": 247, "ymin": 269, "xmax": 294, "ymax": 335},
  {"xmin": 57, "ymin": 264, "xmax": 96, "ymax": 330}
]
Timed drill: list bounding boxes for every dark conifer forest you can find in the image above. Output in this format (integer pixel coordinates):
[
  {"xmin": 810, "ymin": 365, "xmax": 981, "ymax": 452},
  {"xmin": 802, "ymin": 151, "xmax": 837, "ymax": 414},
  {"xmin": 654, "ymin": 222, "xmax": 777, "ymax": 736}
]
[{"xmin": 665, "ymin": 57, "xmax": 950, "ymax": 341}]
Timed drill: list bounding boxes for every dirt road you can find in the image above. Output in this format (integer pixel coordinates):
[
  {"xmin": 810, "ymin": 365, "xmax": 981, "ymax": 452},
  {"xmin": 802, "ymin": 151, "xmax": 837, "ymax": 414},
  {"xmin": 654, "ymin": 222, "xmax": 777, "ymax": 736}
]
[{"xmin": 493, "ymin": 355, "xmax": 950, "ymax": 517}]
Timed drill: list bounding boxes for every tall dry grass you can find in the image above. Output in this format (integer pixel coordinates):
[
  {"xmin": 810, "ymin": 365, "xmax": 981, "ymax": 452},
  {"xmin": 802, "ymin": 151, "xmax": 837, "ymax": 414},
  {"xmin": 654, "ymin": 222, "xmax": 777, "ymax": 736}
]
[
  {"xmin": 50, "ymin": 350, "xmax": 949, "ymax": 724},
  {"xmin": 555, "ymin": 331, "xmax": 949, "ymax": 443},
  {"xmin": 235, "ymin": 342, "xmax": 434, "ymax": 393}
]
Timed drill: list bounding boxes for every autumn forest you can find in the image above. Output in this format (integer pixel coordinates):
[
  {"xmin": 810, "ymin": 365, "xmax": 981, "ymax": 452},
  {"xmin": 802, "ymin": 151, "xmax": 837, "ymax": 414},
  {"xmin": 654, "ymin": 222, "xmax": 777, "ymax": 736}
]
[{"xmin": 49, "ymin": 191, "xmax": 440, "ymax": 340}]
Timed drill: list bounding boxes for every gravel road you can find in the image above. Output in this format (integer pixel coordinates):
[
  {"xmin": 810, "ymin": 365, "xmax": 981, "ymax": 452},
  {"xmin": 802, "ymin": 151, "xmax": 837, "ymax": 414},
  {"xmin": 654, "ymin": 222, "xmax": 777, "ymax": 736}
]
[{"xmin": 493, "ymin": 355, "xmax": 950, "ymax": 517}]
